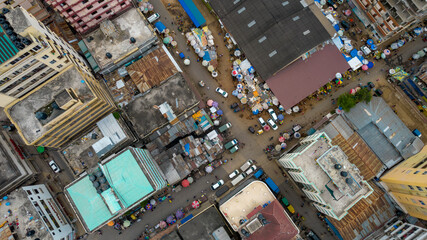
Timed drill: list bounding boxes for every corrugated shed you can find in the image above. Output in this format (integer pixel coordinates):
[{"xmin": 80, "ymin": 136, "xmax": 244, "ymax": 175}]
[{"xmin": 327, "ymin": 183, "xmax": 395, "ymax": 240}]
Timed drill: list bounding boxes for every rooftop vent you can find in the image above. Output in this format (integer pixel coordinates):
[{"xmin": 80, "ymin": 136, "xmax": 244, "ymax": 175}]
[
  {"xmin": 247, "ymin": 218, "xmax": 263, "ymax": 233},
  {"xmin": 93, "ymin": 181, "xmax": 100, "ymax": 188},
  {"xmin": 95, "ymin": 170, "xmax": 104, "ymax": 177},
  {"xmin": 89, "ymin": 175, "xmax": 97, "ymax": 182},
  {"xmin": 340, "ymin": 171, "xmax": 348, "ymax": 177}
]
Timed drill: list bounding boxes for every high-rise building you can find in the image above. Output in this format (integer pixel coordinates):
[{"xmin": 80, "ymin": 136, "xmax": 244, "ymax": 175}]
[
  {"xmin": 45, "ymin": 0, "xmax": 132, "ymax": 33},
  {"xmin": 380, "ymin": 145, "xmax": 427, "ymax": 221},
  {"xmin": 22, "ymin": 184, "xmax": 75, "ymax": 240},
  {"xmin": 349, "ymin": 0, "xmax": 426, "ymax": 41},
  {"xmin": 4, "ymin": 63, "xmax": 116, "ymax": 148},
  {"xmin": 0, "ymin": 0, "xmax": 50, "ymax": 21},
  {"xmin": 278, "ymin": 132, "xmax": 374, "ymax": 220},
  {"xmin": 0, "ymin": 7, "xmax": 91, "ymax": 107}
]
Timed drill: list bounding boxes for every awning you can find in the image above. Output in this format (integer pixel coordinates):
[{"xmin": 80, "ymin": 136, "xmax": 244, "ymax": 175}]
[{"xmin": 348, "ymin": 57, "xmax": 363, "ymax": 70}]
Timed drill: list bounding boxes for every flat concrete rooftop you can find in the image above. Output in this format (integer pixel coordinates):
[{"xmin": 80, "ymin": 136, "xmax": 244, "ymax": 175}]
[
  {"xmin": 84, "ymin": 8, "xmax": 155, "ymax": 70},
  {"xmin": 0, "ymin": 188, "xmax": 51, "ymax": 240},
  {"xmin": 219, "ymin": 181, "xmax": 276, "ymax": 231},
  {"xmin": 0, "ymin": 137, "xmax": 21, "ymax": 191},
  {"xmin": 293, "ymin": 137, "xmax": 371, "ymax": 218},
  {"xmin": 6, "ymin": 67, "xmax": 94, "ymax": 143},
  {"xmin": 124, "ymin": 73, "xmax": 199, "ymax": 138}
]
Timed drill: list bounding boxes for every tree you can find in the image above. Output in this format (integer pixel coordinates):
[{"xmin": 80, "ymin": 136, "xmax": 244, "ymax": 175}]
[
  {"xmin": 337, "ymin": 93, "xmax": 356, "ymax": 112},
  {"xmin": 355, "ymin": 88, "xmax": 372, "ymax": 103}
]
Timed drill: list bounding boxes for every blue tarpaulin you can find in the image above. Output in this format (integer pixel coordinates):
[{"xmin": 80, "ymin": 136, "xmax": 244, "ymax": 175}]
[
  {"xmin": 154, "ymin": 21, "xmax": 166, "ymax": 33},
  {"xmin": 350, "ymin": 49, "xmax": 358, "ymax": 58},
  {"xmin": 333, "ymin": 24, "xmax": 340, "ymax": 31},
  {"xmin": 178, "ymin": 0, "xmax": 206, "ymax": 28},
  {"xmin": 324, "ymin": 217, "xmax": 344, "ymax": 240}
]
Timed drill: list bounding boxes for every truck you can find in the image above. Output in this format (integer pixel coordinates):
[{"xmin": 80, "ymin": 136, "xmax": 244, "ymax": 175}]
[
  {"xmin": 224, "ymin": 139, "xmax": 238, "ymax": 150},
  {"xmin": 240, "ymin": 159, "xmax": 254, "ymax": 172},
  {"xmin": 219, "ymin": 122, "xmax": 232, "ymax": 133},
  {"xmin": 265, "ymin": 177, "xmax": 280, "ymax": 194},
  {"xmin": 229, "ymin": 145, "xmax": 239, "ymax": 153},
  {"xmin": 253, "ymin": 168, "xmax": 264, "ymax": 179},
  {"xmin": 231, "ymin": 173, "xmax": 247, "ymax": 186}
]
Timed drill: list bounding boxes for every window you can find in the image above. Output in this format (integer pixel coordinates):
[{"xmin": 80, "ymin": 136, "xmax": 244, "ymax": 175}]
[
  {"xmin": 77, "ymin": 19, "xmax": 83, "ymax": 24},
  {"xmin": 106, "ymin": 10, "xmax": 112, "ymax": 14},
  {"xmin": 42, "ymin": 55, "xmax": 49, "ymax": 59},
  {"xmin": 98, "ymin": 0, "xmax": 104, "ymax": 3},
  {"xmin": 33, "ymin": 189, "xmax": 39, "ymax": 194},
  {"xmin": 66, "ymin": 9, "xmax": 72, "ymax": 13},
  {"xmin": 87, "ymin": 5, "xmax": 93, "ymax": 10},
  {"xmin": 49, "ymin": 60, "xmax": 56, "ymax": 64},
  {"xmin": 420, "ymin": 200, "xmax": 425, "ymax": 206},
  {"xmin": 82, "ymin": 0, "xmax": 88, "ymax": 3},
  {"xmin": 91, "ymin": 10, "xmax": 98, "ymax": 15},
  {"xmin": 72, "ymin": 14, "xmax": 77, "ymax": 18},
  {"xmin": 423, "ymin": 171, "xmax": 427, "ymax": 175},
  {"xmin": 416, "ymin": 186, "xmax": 423, "ymax": 191},
  {"xmin": 96, "ymin": 16, "xmax": 102, "ymax": 20},
  {"xmin": 57, "ymin": 64, "xmax": 63, "ymax": 68},
  {"xmin": 26, "ymin": 190, "xmax": 32, "ymax": 195},
  {"xmin": 102, "ymin": 4, "xmax": 108, "ymax": 9},
  {"xmin": 32, "ymin": 45, "xmax": 42, "ymax": 51},
  {"xmin": 408, "ymin": 185, "xmax": 414, "ymax": 190}
]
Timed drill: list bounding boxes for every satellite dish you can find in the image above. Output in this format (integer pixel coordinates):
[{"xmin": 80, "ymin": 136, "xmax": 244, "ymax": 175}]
[{"xmin": 22, "ymin": 37, "xmax": 31, "ymax": 45}]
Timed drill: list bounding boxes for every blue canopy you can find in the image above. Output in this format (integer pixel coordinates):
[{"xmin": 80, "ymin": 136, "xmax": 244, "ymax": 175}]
[
  {"xmin": 179, "ymin": 52, "xmax": 185, "ymax": 59},
  {"xmin": 178, "ymin": 0, "xmax": 206, "ymax": 27},
  {"xmin": 253, "ymin": 109, "xmax": 259, "ymax": 115},
  {"xmin": 367, "ymin": 61, "xmax": 374, "ymax": 68},
  {"xmin": 278, "ymin": 114, "xmax": 284, "ymax": 120},
  {"xmin": 202, "ymin": 51, "xmax": 211, "ymax": 61},
  {"xmin": 333, "ymin": 24, "xmax": 340, "ymax": 31},
  {"xmin": 350, "ymin": 49, "xmax": 358, "ymax": 58},
  {"xmin": 154, "ymin": 21, "xmax": 166, "ymax": 33},
  {"xmin": 370, "ymin": 44, "xmax": 377, "ymax": 50},
  {"xmin": 217, "ymin": 109, "xmax": 223, "ymax": 115},
  {"xmin": 366, "ymin": 39, "xmax": 374, "ymax": 45}
]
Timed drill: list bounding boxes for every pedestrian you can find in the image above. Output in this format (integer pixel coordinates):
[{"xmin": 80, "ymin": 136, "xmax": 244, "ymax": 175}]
[
  {"xmin": 193, "ymin": 195, "xmax": 196, "ymax": 199},
  {"xmin": 231, "ymin": 158, "xmax": 233, "ymax": 161},
  {"xmin": 215, "ymin": 175, "xmax": 218, "ymax": 180},
  {"xmin": 119, "ymin": 232, "xmax": 122, "ymax": 235}
]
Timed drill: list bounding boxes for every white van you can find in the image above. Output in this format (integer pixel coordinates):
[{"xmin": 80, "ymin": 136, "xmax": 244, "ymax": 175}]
[
  {"xmin": 245, "ymin": 165, "xmax": 257, "ymax": 175},
  {"xmin": 231, "ymin": 173, "xmax": 247, "ymax": 186},
  {"xmin": 147, "ymin": 13, "xmax": 160, "ymax": 23},
  {"xmin": 228, "ymin": 169, "xmax": 239, "ymax": 179},
  {"xmin": 240, "ymin": 159, "xmax": 254, "ymax": 172},
  {"xmin": 258, "ymin": 117, "xmax": 266, "ymax": 128}
]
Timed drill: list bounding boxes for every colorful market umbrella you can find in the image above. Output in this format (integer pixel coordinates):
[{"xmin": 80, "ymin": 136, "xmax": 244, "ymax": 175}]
[
  {"xmin": 335, "ymin": 73, "xmax": 342, "ymax": 79},
  {"xmin": 337, "ymin": 79, "xmax": 343, "ymax": 84},
  {"xmin": 264, "ymin": 125, "xmax": 270, "ymax": 131},
  {"xmin": 344, "ymin": 9, "xmax": 352, "ymax": 16},
  {"xmin": 212, "ymin": 101, "xmax": 219, "ymax": 108},
  {"xmin": 166, "ymin": 215, "xmax": 175, "ymax": 224},
  {"xmin": 397, "ymin": 40, "xmax": 405, "ymax": 47},
  {"xmin": 357, "ymin": 51, "xmax": 363, "ymax": 56},
  {"xmin": 184, "ymin": 59, "xmax": 190, "ymax": 65},
  {"xmin": 366, "ymin": 39, "xmax": 374, "ymax": 45},
  {"xmin": 176, "ymin": 210, "xmax": 184, "ymax": 219},
  {"xmin": 234, "ymin": 50, "xmax": 241, "ymax": 57},
  {"xmin": 391, "ymin": 43, "xmax": 399, "ymax": 49},
  {"xmin": 362, "ymin": 65, "xmax": 368, "ymax": 71},
  {"xmin": 145, "ymin": 203, "xmax": 152, "ymax": 210},
  {"xmin": 350, "ymin": 89, "xmax": 356, "ymax": 94},
  {"xmin": 107, "ymin": 221, "xmax": 115, "ymax": 226},
  {"xmin": 150, "ymin": 199, "xmax": 156, "ymax": 206},
  {"xmin": 292, "ymin": 106, "xmax": 300, "ymax": 112},
  {"xmin": 207, "ymin": 100, "xmax": 213, "ymax": 106},
  {"xmin": 205, "ymin": 165, "xmax": 213, "ymax": 173},
  {"xmin": 367, "ymin": 61, "xmax": 374, "ymax": 68},
  {"xmin": 275, "ymin": 145, "xmax": 282, "ymax": 151},
  {"xmin": 277, "ymin": 114, "xmax": 284, "ymax": 121},
  {"xmin": 232, "ymin": 70, "xmax": 238, "ymax": 76},
  {"xmin": 412, "ymin": 54, "xmax": 420, "ymax": 60},
  {"xmin": 283, "ymin": 133, "xmax": 291, "ymax": 140},
  {"xmin": 417, "ymin": 50, "xmax": 425, "ymax": 57},
  {"xmin": 187, "ymin": 177, "xmax": 194, "ymax": 184},
  {"xmin": 123, "ymin": 220, "xmax": 131, "ymax": 228},
  {"xmin": 294, "ymin": 132, "xmax": 301, "ymax": 138},
  {"xmin": 236, "ymin": 74, "xmax": 243, "ymax": 80},
  {"xmin": 217, "ymin": 109, "xmax": 223, "ymax": 115},
  {"xmin": 192, "ymin": 201, "xmax": 200, "ymax": 209},
  {"xmin": 208, "ymin": 65, "xmax": 215, "ymax": 72},
  {"xmin": 279, "ymin": 136, "xmax": 285, "ymax": 142},
  {"xmin": 384, "ymin": 49, "xmax": 391, "ymax": 55},
  {"xmin": 182, "ymin": 179, "xmax": 190, "ymax": 187},
  {"xmin": 159, "ymin": 221, "xmax": 167, "ymax": 229},
  {"xmin": 252, "ymin": 109, "xmax": 259, "ymax": 115}
]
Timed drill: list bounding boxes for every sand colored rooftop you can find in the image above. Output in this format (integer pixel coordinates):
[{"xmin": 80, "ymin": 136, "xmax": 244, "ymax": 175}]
[{"xmin": 219, "ymin": 181, "xmax": 275, "ymax": 231}]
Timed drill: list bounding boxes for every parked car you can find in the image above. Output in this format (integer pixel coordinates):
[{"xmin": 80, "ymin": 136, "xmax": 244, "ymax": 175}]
[
  {"xmin": 374, "ymin": 89, "xmax": 383, "ymax": 96},
  {"xmin": 268, "ymin": 108, "xmax": 278, "ymax": 122},
  {"xmin": 267, "ymin": 118, "xmax": 278, "ymax": 130},
  {"xmin": 361, "ymin": 45, "xmax": 371, "ymax": 55},
  {"xmin": 230, "ymin": 102, "xmax": 239, "ymax": 109},
  {"xmin": 240, "ymin": 159, "xmax": 254, "ymax": 172},
  {"xmin": 228, "ymin": 169, "xmax": 240, "ymax": 179},
  {"xmin": 233, "ymin": 107, "xmax": 241, "ymax": 112},
  {"xmin": 258, "ymin": 117, "xmax": 267, "ymax": 128},
  {"xmin": 211, "ymin": 179, "xmax": 224, "ymax": 190},
  {"xmin": 245, "ymin": 165, "xmax": 257, "ymax": 175},
  {"xmin": 147, "ymin": 13, "xmax": 160, "ymax": 23},
  {"xmin": 49, "ymin": 160, "xmax": 61, "ymax": 173},
  {"xmin": 215, "ymin": 87, "xmax": 228, "ymax": 97},
  {"xmin": 248, "ymin": 126, "xmax": 255, "ymax": 134}
]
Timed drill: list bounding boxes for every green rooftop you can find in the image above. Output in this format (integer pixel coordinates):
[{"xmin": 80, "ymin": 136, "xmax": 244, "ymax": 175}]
[{"xmin": 0, "ymin": 27, "xmax": 19, "ymax": 64}]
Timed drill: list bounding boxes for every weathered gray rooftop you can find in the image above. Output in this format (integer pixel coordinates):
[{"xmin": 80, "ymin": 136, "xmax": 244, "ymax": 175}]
[
  {"xmin": 84, "ymin": 8, "xmax": 155, "ymax": 70},
  {"xmin": 124, "ymin": 73, "xmax": 199, "ymax": 138},
  {"xmin": 290, "ymin": 136, "xmax": 371, "ymax": 218},
  {"xmin": 5, "ymin": 7, "xmax": 32, "ymax": 34},
  {"xmin": 178, "ymin": 205, "xmax": 230, "ymax": 240},
  {"xmin": 7, "ymin": 67, "xmax": 94, "ymax": 143},
  {"xmin": 0, "ymin": 188, "xmax": 52, "ymax": 240},
  {"xmin": 0, "ymin": 132, "xmax": 21, "ymax": 192},
  {"xmin": 344, "ymin": 97, "xmax": 424, "ymax": 168}
]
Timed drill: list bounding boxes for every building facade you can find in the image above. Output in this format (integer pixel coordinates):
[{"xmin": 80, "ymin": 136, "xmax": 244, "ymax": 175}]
[
  {"xmin": 45, "ymin": 0, "xmax": 132, "ymax": 33},
  {"xmin": 278, "ymin": 132, "xmax": 373, "ymax": 220},
  {"xmin": 349, "ymin": 0, "xmax": 426, "ymax": 41},
  {"xmin": 22, "ymin": 184, "xmax": 74, "ymax": 240},
  {"xmin": 0, "ymin": 7, "xmax": 91, "ymax": 107},
  {"xmin": 380, "ymin": 145, "xmax": 427, "ymax": 221},
  {"xmin": 370, "ymin": 218, "xmax": 427, "ymax": 239}
]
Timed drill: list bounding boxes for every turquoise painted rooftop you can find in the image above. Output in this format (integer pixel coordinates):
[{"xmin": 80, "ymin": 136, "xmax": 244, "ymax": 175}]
[
  {"xmin": 103, "ymin": 149, "xmax": 154, "ymax": 207},
  {"xmin": 0, "ymin": 27, "xmax": 19, "ymax": 64},
  {"xmin": 66, "ymin": 149, "xmax": 154, "ymax": 231}
]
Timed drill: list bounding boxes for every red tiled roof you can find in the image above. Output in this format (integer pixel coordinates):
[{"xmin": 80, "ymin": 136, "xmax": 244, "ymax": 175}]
[
  {"xmin": 266, "ymin": 44, "xmax": 349, "ymax": 109},
  {"xmin": 247, "ymin": 200, "xmax": 299, "ymax": 240}
]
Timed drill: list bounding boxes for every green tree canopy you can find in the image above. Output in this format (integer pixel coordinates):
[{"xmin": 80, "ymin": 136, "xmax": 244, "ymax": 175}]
[
  {"xmin": 355, "ymin": 87, "xmax": 372, "ymax": 103},
  {"xmin": 337, "ymin": 93, "xmax": 356, "ymax": 112}
]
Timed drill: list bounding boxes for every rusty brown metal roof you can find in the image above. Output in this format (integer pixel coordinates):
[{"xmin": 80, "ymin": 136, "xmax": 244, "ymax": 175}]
[
  {"xmin": 331, "ymin": 133, "xmax": 384, "ymax": 180},
  {"xmin": 327, "ymin": 182, "xmax": 395, "ymax": 240},
  {"xmin": 127, "ymin": 48, "xmax": 178, "ymax": 93}
]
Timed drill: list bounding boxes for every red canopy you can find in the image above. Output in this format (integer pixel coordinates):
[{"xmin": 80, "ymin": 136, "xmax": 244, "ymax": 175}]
[{"xmin": 182, "ymin": 179, "xmax": 190, "ymax": 187}]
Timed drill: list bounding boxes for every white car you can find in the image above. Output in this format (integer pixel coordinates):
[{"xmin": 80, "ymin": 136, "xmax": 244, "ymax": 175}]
[
  {"xmin": 228, "ymin": 170, "xmax": 240, "ymax": 179},
  {"xmin": 258, "ymin": 117, "xmax": 267, "ymax": 128},
  {"xmin": 211, "ymin": 179, "xmax": 224, "ymax": 190},
  {"xmin": 246, "ymin": 165, "xmax": 257, "ymax": 175},
  {"xmin": 49, "ymin": 160, "xmax": 61, "ymax": 173},
  {"xmin": 215, "ymin": 87, "xmax": 228, "ymax": 98},
  {"xmin": 268, "ymin": 108, "xmax": 278, "ymax": 122},
  {"xmin": 267, "ymin": 118, "xmax": 278, "ymax": 130}
]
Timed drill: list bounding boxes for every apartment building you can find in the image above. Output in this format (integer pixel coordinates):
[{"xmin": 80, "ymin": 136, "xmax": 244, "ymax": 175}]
[
  {"xmin": 45, "ymin": 0, "xmax": 132, "ymax": 33},
  {"xmin": 349, "ymin": 0, "xmax": 426, "ymax": 41},
  {"xmin": 0, "ymin": 0, "xmax": 50, "ymax": 21},
  {"xmin": 22, "ymin": 184, "xmax": 74, "ymax": 240},
  {"xmin": 0, "ymin": 7, "xmax": 90, "ymax": 107},
  {"xmin": 278, "ymin": 132, "xmax": 373, "ymax": 220},
  {"xmin": 380, "ymin": 145, "xmax": 427, "ymax": 221}
]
